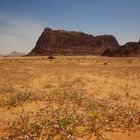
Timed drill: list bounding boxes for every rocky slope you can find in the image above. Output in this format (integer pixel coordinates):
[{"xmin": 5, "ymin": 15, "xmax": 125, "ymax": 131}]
[
  {"xmin": 28, "ymin": 27, "xmax": 119, "ymax": 56},
  {"xmin": 102, "ymin": 41, "xmax": 140, "ymax": 57}
]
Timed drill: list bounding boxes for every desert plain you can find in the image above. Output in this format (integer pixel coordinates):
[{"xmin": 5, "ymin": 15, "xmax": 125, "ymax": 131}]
[{"xmin": 0, "ymin": 56, "xmax": 140, "ymax": 140}]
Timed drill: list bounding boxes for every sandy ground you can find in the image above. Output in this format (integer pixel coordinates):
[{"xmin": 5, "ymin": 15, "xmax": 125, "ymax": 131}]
[{"xmin": 0, "ymin": 56, "xmax": 140, "ymax": 139}]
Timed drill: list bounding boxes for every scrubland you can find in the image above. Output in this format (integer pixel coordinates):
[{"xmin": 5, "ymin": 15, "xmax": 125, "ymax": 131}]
[{"xmin": 0, "ymin": 56, "xmax": 140, "ymax": 140}]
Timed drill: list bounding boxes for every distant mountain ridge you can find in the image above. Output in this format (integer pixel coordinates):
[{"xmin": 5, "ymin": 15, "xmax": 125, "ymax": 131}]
[
  {"xmin": 5, "ymin": 51, "xmax": 26, "ymax": 57},
  {"xmin": 28, "ymin": 27, "xmax": 119, "ymax": 56},
  {"xmin": 0, "ymin": 54, "xmax": 4, "ymax": 57}
]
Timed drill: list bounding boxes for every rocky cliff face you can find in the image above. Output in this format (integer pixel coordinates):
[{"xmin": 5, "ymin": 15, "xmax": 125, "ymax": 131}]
[
  {"xmin": 102, "ymin": 41, "xmax": 140, "ymax": 57},
  {"xmin": 28, "ymin": 27, "xmax": 119, "ymax": 56}
]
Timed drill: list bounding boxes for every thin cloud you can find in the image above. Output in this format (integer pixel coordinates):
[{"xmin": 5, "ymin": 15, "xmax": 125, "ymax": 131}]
[{"xmin": 0, "ymin": 14, "xmax": 45, "ymax": 54}]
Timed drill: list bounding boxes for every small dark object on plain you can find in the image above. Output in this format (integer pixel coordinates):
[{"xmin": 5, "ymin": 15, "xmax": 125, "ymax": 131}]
[
  {"xmin": 103, "ymin": 62, "xmax": 108, "ymax": 65},
  {"xmin": 48, "ymin": 56, "xmax": 54, "ymax": 59}
]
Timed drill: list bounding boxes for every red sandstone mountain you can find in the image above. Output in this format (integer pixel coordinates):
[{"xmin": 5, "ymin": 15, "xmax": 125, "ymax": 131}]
[
  {"xmin": 28, "ymin": 27, "xmax": 119, "ymax": 56},
  {"xmin": 102, "ymin": 41, "xmax": 140, "ymax": 57}
]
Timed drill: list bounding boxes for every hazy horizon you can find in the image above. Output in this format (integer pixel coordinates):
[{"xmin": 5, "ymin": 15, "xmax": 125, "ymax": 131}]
[{"xmin": 0, "ymin": 0, "xmax": 140, "ymax": 54}]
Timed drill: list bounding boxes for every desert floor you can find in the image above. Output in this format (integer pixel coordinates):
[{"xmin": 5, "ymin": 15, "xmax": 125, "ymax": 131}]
[{"xmin": 0, "ymin": 56, "xmax": 140, "ymax": 140}]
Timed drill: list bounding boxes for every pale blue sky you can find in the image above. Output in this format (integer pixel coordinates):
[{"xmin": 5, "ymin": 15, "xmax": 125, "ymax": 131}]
[{"xmin": 0, "ymin": 0, "xmax": 140, "ymax": 54}]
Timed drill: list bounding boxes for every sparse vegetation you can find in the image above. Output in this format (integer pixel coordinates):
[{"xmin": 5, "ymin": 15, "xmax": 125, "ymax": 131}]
[
  {"xmin": 0, "ymin": 56, "xmax": 140, "ymax": 140},
  {"xmin": 1, "ymin": 87, "xmax": 140, "ymax": 140}
]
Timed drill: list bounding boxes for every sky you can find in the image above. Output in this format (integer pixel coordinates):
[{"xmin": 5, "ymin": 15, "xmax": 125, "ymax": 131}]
[{"xmin": 0, "ymin": 0, "xmax": 140, "ymax": 54}]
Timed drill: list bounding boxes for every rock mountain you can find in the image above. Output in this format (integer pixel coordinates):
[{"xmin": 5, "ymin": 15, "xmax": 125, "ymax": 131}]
[
  {"xmin": 102, "ymin": 41, "xmax": 140, "ymax": 57},
  {"xmin": 28, "ymin": 27, "xmax": 119, "ymax": 56}
]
